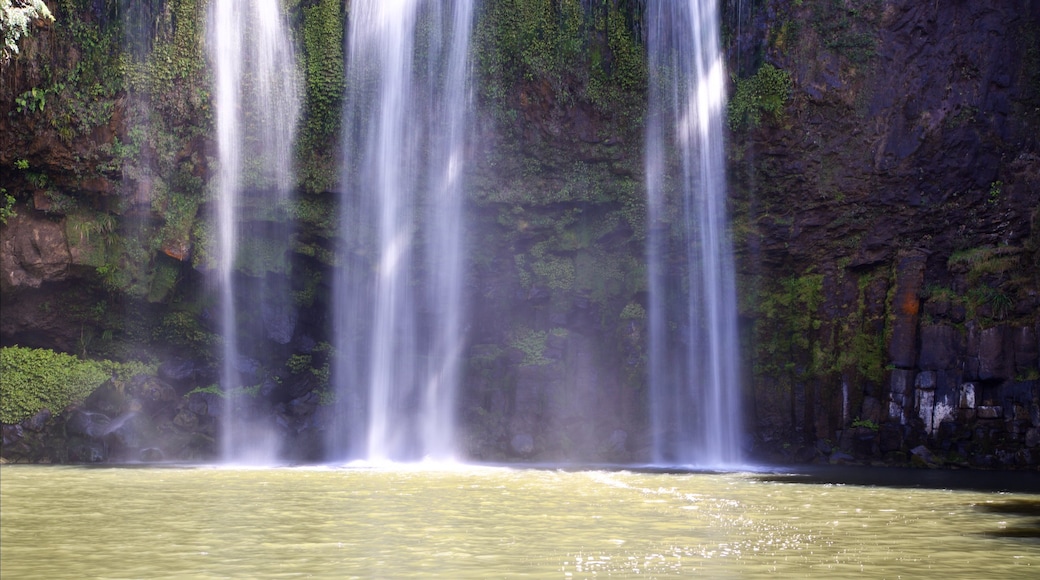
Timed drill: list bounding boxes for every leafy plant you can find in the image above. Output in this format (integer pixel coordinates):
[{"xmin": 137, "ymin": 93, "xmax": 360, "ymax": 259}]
[
  {"xmin": 14, "ymin": 86, "xmax": 46, "ymax": 113},
  {"xmin": 851, "ymin": 417, "xmax": 879, "ymax": 431},
  {"xmin": 0, "ymin": 346, "xmax": 110, "ymax": 423},
  {"xmin": 728, "ymin": 63, "xmax": 792, "ymax": 130},
  {"xmin": 988, "ymin": 180, "xmax": 1003, "ymax": 205},
  {"xmin": 0, "ymin": 190, "xmax": 15, "ymax": 225}
]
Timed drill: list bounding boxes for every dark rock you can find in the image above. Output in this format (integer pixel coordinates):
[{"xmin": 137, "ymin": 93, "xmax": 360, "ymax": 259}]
[
  {"xmin": 173, "ymin": 408, "xmax": 199, "ymax": 430},
  {"xmin": 918, "ymin": 324, "xmax": 961, "ymax": 370},
  {"xmin": 878, "ymin": 423, "xmax": 903, "ymax": 453},
  {"xmin": 262, "ymin": 301, "xmax": 297, "ymax": 345},
  {"xmin": 977, "ymin": 406, "xmax": 1003, "ymax": 419},
  {"xmin": 510, "ymin": 433, "xmax": 534, "ymax": 456},
  {"xmin": 959, "ymin": 383, "xmax": 977, "ymax": 409},
  {"xmin": 915, "ymin": 371, "xmax": 936, "ymax": 391},
  {"xmin": 65, "ymin": 410, "xmax": 110, "ymax": 438},
  {"xmin": 887, "ymin": 251, "xmax": 927, "ymax": 368},
  {"xmin": 23, "ymin": 408, "xmax": 51, "ymax": 432},
  {"xmin": 158, "ymin": 358, "xmax": 197, "ymax": 384},
  {"xmin": 607, "ymin": 429, "xmax": 628, "ymax": 453},
  {"xmin": 124, "ymin": 375, "xmax": 178, "ymax": 414},
  {"xmin": 815, "ymin": 438, "xmax": 833, "ymax": 455},
  {"xmin": 910, "ymin": 444, "xmax": 934, "ymax": 464},
  {"xmin": 1013, "ymin": 326, "xmax": 1038, "ymax": 375},
  {"xmin": 829, "ymin": 450, "xmax": 855, "ymax": 464},
  {"xmin": 979, "ymin": 326, "xmax": 1011, "ymax": 381}
]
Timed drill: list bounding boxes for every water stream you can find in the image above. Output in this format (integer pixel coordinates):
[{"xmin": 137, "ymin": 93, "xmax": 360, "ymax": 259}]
[
  {"xmin": 208, "ymin": 0, "xmax": 300, "ymax": 462},
  {"xmin": 646, "ymin": 0, "xmax": 743, "ymax": 466},
  {"xmin": 2, "ymin": 465, "xmax": 1036, "ymax": 578},
  {"xmin": 330, "ymin": 0, "xmax": 474, "ymax": 462}
]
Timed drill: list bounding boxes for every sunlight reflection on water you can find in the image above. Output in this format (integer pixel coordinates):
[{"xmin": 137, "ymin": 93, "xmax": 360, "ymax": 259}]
[{"xmin": 1, "ymin": 465, "xmax": 1037, "ymax": 578}]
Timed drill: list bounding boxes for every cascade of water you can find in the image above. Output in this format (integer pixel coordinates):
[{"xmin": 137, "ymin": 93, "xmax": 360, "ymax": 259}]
[
  {"xmin": 645, "ymin": 0, "xmax": 742, "ymax": 466},
  {"xmin": 209, "ymin": 0, "xmax": 300, "ymax": 462},
  {"xmin": 330, "ymin": 0, "xmax": 474, "ymax": 462}
]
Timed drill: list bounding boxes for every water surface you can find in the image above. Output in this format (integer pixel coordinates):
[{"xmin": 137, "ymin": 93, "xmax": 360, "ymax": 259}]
[{"xmin": 1, "ymin": 465, "xmax": 1036, "ymax": 578}]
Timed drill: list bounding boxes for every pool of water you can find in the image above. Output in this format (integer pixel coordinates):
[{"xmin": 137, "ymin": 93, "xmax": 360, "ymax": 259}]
[{"xmin": 1, "ymin": 464, "xmax": 1037, "ymax": 578}]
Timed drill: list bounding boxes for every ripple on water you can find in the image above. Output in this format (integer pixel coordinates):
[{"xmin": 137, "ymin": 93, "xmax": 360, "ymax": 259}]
[{"xmin": 0, "ymin": 465, "xmax": 1037, "ymax": 578}]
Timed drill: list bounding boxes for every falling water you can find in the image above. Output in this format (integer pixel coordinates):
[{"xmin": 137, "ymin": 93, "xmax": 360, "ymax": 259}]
[
  {"xmin": 330, "ymin": 0, "xmax": 474, "ymax": 462},
  {"xmin": 209, "ymin": 0, "xmax": 300, "ymax": 462},
  {"xmin": 645, "ymin": 0, "xmax": 742, "ymax": 466}
]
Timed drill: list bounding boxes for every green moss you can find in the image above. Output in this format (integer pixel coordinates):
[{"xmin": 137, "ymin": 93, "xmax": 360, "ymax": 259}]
[
  {"xmin": 153, "ymin": 310, "xmax": 218, "ymax": 358},
  {"xmin": 511, "ymin": 327, "xmax": 550, "ymax": 367},
  {"xmin": 475, "ymin": 0, "xmax": 646, "ymax": 125},
  {"xmin": 752, "ymin": 272, "xmax": 825, "ymax": 379},
  {"xmin": 948, "ymin": 245, "xmax": 1022, "ymax": 284},
  {"xmin": 0, "ymin": 346, "xmax": 109, "ymax": 423},
  {"xmin": 619, "ymin": 302, "xmax": 645, "ymax": 320},
  {"xmin": 809, "ymin": 0, "xmax": 880, "ymax": 65},
  {"xmin": 236, "ymin": 234, "xmax": 291, "ymax": 276},
  {"xmin": 300, "ymin": 0, "xmax": 345, "ymax": 144}
]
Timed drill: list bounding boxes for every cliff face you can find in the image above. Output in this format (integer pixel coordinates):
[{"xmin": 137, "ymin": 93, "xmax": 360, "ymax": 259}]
[
  {"xmin": 1, "ymin": 0, "xmax": 1038, "ymax": 467},
  {"xmin": 730, "ymin": 0, "xmax": 1040, "ymax": 466}
]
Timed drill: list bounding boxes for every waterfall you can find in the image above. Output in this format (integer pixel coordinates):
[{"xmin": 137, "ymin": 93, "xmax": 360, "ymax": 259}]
[
  {"xmin": 645, "ymin": 0, "xmax": 742, "ymax": 466},
  {"xmin": 330, "ymin": 0, "xmax": 474, "ymax": 462},
  {"xmin": 209, "ymin": 0, "xmax": 300, "ymax": 463}
]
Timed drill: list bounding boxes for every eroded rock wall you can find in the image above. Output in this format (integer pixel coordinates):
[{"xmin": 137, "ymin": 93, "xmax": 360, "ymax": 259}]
[{"xmin": 732, "ymin": 0, "xmax": 1040, "ymax": 467}]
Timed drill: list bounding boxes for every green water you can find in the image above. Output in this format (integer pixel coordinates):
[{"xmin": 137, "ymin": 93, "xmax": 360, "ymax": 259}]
[{"xmin": 1, "ymin": 465, "xmax": 1036, "ymax": 578}]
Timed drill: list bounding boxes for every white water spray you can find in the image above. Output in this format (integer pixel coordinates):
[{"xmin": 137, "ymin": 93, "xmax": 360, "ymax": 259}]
[
  {"xmin": 331, "ymin": 0, "xmax": 474, "ymax": 462},
  {"xmin": 209, "ymin": 0, "xmax": 300, "ymax": 463},
  {"xmin": 646, "ymin": 0, "xmax": 742, "ymax": 467}
]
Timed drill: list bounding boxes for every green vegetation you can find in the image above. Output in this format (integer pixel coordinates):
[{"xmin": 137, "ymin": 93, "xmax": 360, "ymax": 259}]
[
  {"xmin": 728, "ymin": 63, "xmax": 792, "ymax": 130},
  {"xmin": 754, "ymin": 273, "xmax": 825, "ymax": 378},
  {"xmin": 1, "ymin": 0, "xmax": 53, "ymax": 62},
  {"xmin": 0, "ymin": 346, "xmax": 155, "ymax": 424},
  {"xmin": 295, "ymin": 0, "xmax": 345, "ymax": 193},
  {"xmin": 511, "ymin": 327, "xmax": 551, "ymax": 367},
  {"xmin": 948, "ymin": 245, "xmax": 1022, "ymax": 285},
  {"xmin": 851, "ymin": 417, "xmax": 879, "ymax": 431},
  {"xmin": 0, "ymin": 190, "xmax": 15, "ymax": 224},
  {"xmin": 474, "ymin": 0, "xmax": 646, "ymax": 122},
  {"xmin": 809, "ymin": 0, "xmax": 880, "ymax": 65}
]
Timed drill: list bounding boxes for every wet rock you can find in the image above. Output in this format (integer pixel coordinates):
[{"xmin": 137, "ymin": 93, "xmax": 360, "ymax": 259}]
[
  {"xmin": 173, "ymin": 408, "xmax": 199, "ymax": 430},
  {"xmin": 23, "ymin": 408, "xmax": 51, "ymax": 432},
  {"xmin": 65, "ymin": 409, "xmax": 110, "ymax": 438},
  {"xmin": 510, "ymin": 433, "xmax": 534, "ymax": 456},
  {"xmin": 910, "ymin": 445, "xmax": 934, "ymax": 464},
  {"xmin": 158, "ymin": 357, "xmax": 197, "ymax": 384},
  {"xmin": 262, "ymin": 301, "xmax": 297, "ymax": 345},
  {"xmin": 828, "ymin": 450, "xmax": 855, "ymax": 464},
  {"xmin": 977, "ymin": 406, "xmax": 1003, "ymax": 419},
  {"xmin": 139, "ymin": 447, "xmax": 164, "ymax": 462},
  {"xmin": 607, "ymin": 429, "xmax": 628, "ymax": 453}
]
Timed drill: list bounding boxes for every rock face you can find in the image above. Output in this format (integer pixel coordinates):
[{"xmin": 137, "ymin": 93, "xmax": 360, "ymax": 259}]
[
  {"xmin": 731, "ymin": 0, "xmax": 1040, "ymax": 468},
  {"xmin": 1, "ymin": 0, "xmax": 1038, "ymax": 468}
]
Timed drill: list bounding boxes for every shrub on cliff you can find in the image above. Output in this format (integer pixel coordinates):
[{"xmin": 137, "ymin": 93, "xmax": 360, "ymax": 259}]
[
  {"xmin": 0, "ymin": 346, "xmax": 109, "ymax": 423},
  {"xmin": 727, "ymin": 63, "xmax": 792, "ymax": 130}
]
